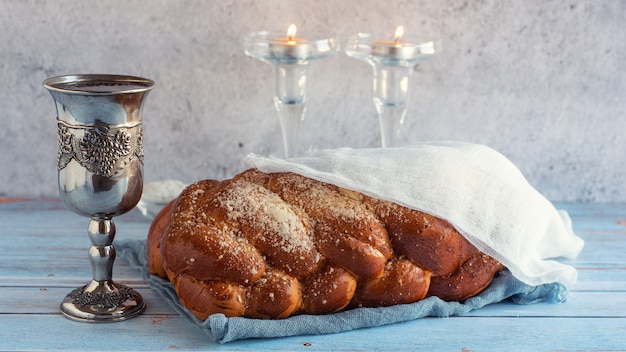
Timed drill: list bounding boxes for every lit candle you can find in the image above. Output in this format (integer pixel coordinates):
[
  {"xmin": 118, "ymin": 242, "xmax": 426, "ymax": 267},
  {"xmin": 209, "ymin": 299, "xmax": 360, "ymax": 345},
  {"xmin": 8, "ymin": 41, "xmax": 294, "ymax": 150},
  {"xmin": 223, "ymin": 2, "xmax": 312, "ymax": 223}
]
[
  {"xmin": 371, "ymin": 26, "xmax": 417, "ymax": 59},
  {"xmin": 269, "ymin": 24, "xmax": 311, "ymax": 59}
]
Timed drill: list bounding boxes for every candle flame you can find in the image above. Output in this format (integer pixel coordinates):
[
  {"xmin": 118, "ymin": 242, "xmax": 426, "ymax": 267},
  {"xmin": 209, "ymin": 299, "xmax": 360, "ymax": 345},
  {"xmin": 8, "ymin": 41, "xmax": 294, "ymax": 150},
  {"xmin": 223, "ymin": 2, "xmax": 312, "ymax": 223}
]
[
  {"xmin": 287, "ymin": 24, "xmax": 297, "ymax": 42},
  {"xmin": 394, "ymin": 26, "xmax": 404, "ymax": 42}
]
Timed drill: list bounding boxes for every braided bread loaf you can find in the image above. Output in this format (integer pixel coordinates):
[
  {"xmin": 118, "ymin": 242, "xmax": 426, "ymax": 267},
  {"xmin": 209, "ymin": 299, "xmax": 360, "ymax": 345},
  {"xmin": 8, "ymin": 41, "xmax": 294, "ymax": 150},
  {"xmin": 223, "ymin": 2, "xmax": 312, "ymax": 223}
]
[{"xmin": 148, "ymin": 169, "xmax": 504, "ymax": 320}]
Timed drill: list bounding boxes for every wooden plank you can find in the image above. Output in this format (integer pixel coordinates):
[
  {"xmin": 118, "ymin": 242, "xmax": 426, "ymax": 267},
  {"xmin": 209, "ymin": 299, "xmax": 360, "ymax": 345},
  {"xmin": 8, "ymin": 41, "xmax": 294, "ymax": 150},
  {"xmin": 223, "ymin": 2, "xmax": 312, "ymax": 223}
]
[
  {"xmin": 556, "ymin": 202, "xmax": 626, "ymax": 217},
  {"xmin": 0, "ymin": 314, "xmax": 211, "ymax": 351},
  {"xmin": 1, "ymin": 286, "xmax": 624, "ymax": 318},
  {"xmin": 462, "ymin": 290, "xmax": 626, "ymax": 318},
  {"xmin": 0, "ymin": 315, "xmax": 624, "ymax": 351},
  {"xmin": 0, "ymin": 287, "xmax": 175, "ymax": 315},
  {"xmin": 0, "ymin": 255, "xmax": 148, "ymax": 282},
  {"xmin": 572, "ymin": 267, "xmax": 626, "ymax": 291},
  {"xmin": 0, "ymin": 198, "xmax": 30, "ymax": 204}
]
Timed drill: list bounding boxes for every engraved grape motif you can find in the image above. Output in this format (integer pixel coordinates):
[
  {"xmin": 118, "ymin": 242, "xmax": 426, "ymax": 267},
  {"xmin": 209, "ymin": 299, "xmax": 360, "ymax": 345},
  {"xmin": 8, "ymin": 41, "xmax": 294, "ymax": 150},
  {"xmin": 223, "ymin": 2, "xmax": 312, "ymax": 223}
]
[
  {"xmin": 57, "ymin": 124, "xmax": 143, "ymax": 176},
  {"xmin": 67, "ymin": 284, "xmax": 138, "ymax": 310},
  {"xmin": 135, "ymin": 128, "xmax": 144, "ymax": 163},
  {"xmin": 79, "ymin": 128, "xmax": 133, "ymax": 177},
  {"xmin": 57, "ymin": 124, "xmax": 74, "ymax": 170}
]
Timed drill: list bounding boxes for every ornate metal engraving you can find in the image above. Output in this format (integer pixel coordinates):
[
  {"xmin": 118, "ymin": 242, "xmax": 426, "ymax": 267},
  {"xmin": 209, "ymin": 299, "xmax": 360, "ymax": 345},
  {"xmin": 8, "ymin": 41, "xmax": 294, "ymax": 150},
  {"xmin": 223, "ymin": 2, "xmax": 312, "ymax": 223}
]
[
  {"xmin": 57, "ymin": 124, "xmax": 74, "ymax": 170},
  {"xmin": 67, "ymin": 284, "xmax": 138, "ymax": 309},
  {"xmin": 135, "ymin": 127, "xmax": 144, "ymax": 163},
  {"xmin": 57, "ymin": 123, "xmax": 143, "ymax": 177}
]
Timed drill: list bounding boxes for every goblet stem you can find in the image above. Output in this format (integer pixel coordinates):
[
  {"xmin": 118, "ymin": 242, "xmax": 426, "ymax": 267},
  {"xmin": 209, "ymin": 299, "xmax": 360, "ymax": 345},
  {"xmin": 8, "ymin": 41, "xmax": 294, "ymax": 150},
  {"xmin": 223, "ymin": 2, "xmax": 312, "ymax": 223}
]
[
  {"xmin": 88, "ymin": 218, "xmax": 116, "ymax": 282},
  {"xmin": 372, "ymin": 65, "xmax": 413, "ymax": 148},
  {"xmin": 272, "ymin": 63, "xmax": 309, "ymax": 158},
  {"xmin": 60, "ymin": 218, "xmax": 145, "ymax": 322}
]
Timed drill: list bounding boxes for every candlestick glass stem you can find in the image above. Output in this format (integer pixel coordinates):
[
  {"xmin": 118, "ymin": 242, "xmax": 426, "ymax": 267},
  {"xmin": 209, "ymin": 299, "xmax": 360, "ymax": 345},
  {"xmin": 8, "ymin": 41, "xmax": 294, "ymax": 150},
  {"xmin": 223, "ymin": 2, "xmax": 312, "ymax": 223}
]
[
  {"xmin": 273, "ymin": 63, "xmax": 308, "ymax": 158},
  {"xmin": 372, "ymin": 65, "xmax": 413, "ymax": 147},
  {"xmin": 244, "ymin": 31, "xmax": 338, "ymax": 157},
  {"xmin": 346, "ymin": 33, "xmax": 440, "ymax": 147}
]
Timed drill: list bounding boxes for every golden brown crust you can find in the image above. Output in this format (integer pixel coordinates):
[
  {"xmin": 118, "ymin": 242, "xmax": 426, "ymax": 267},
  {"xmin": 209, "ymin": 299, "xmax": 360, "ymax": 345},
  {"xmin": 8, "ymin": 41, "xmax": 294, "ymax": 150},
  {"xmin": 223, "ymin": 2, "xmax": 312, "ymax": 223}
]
[
  {"xmin": 365, "ymin": 197, "xmax": 478, "ymax": 276},
  {"xmin": 267, "ymin": 173, "xmax": 393, "ymax": 279},
  {"xmin": 161, "ymin": 221, "xmax": 266, "ymax": 285},
  {"xmin": 169, "ymin": 179, "xmax": 219, "ymax": 225},
  {"xmin": 313, "ymin": 219, "xmax": 388, "ymax": 279},
  {"xmin": 204, "ymin": 179, "xmax": 323, "ymax": 279},
  {"xmin": 149, "ymin": 169, "xmax": 505, "ymax": 320},
  {"xmin": 351, "ymin": 258, "xmax": 431, "ymax": 308},
  {"xmin": 232, "ymin": 168, "xmax": 271, "ymax": 187},
  {"xmin": 246, "ymin": 269, "xmax": 301, "ymax": 319},
  {"xmin": 268, "ymin": 173, "xmax": 393, "ymax": 257},
  {"xmin": 173, "ymin": 275, "xmax": 247, "ymax": 320},
  {"xmin": 427, "ymin": 253, "xmax": 505, "ymax": 301},
  {"xmin": 147, "ymin": 199, "xmax": 176, "ymax": 278},
  {"xmin": 301, "ymin": 264, "xmax": 357, "ymax": 315}
]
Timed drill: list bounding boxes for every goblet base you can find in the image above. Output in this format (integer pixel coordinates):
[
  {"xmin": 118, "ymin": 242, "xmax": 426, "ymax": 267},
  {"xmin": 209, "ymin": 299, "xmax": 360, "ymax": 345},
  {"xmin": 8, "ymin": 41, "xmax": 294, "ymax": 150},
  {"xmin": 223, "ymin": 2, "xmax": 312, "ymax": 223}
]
[{"xmin": 60, "ymin": 280, "xmax": 145, "ymax": 323}]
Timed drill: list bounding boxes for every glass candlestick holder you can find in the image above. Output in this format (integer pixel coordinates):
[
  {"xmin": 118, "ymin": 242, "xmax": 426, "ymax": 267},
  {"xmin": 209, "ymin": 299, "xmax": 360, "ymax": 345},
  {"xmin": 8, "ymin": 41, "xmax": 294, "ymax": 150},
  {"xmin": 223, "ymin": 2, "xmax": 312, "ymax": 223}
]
[
  {"xmin": 244, "ymin": 25, "xmax": 339, "ymax": 157},
  {"xmin": 345, "ymin": 28, "xmax": 440, "ymax": 147}
]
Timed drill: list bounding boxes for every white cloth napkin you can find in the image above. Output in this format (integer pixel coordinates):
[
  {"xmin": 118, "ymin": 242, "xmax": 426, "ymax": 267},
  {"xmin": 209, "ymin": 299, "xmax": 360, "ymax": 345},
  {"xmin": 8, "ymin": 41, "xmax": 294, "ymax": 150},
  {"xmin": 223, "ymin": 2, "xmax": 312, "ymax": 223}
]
[
  {"xmin": 136, "ymin": 179, "xmax": 187, "ymax": 218},
  {"xmin": 246, "ymin": 141, "xmax": 584, "ymax": 288}
]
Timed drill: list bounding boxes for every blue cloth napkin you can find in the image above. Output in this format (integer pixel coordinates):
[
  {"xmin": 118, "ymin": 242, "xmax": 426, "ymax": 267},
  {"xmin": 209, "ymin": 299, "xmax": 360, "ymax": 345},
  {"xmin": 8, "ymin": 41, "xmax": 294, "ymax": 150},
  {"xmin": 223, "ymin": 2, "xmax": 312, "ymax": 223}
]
[{"xmin": 117, "ymin": 239, "xmax": 569, "ymax": 344}]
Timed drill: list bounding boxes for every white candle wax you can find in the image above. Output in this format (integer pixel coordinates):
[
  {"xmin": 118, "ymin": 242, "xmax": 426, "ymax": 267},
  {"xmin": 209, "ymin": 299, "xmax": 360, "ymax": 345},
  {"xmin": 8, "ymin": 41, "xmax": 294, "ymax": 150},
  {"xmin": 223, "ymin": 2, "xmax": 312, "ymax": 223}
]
[
  {"xmin": 371, "ymin": 40, "xmax": 417, "ymax": 59},
  {"xmin": 369, "ymin": 26, "xmax": 428, "ymax": 60},
  {"xmin": 269, "ymin": 24, "xmax": 311, "ymax": 59},
  {"xmin": 269, "ymin": 37, "xmax": 311, "ymax": 59}
]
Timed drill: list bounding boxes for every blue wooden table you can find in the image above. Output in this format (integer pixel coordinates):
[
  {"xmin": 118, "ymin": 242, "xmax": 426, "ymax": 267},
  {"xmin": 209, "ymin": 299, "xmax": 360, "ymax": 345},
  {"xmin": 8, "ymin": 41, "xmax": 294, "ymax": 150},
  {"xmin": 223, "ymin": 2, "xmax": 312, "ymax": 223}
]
[{"xmin": 1, "ymin": 198, "xmax": 625, "ymax": 351}]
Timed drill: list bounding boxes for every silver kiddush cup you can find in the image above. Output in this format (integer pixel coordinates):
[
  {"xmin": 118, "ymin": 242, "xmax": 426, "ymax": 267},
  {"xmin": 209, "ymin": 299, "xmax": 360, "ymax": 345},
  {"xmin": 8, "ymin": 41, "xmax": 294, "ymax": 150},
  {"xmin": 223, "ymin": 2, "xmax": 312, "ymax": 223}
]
[{"xmin": 43, "ymin": 74, "xmax": 155, "ymax": 322}]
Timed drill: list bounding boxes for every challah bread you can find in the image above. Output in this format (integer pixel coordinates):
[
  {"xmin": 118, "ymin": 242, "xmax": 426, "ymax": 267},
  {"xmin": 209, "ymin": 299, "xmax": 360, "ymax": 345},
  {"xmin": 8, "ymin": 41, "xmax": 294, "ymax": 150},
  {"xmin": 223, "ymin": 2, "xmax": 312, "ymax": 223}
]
[{"xmin": 148, "ymin": 169, "xmax": 504, "ymax": 320}]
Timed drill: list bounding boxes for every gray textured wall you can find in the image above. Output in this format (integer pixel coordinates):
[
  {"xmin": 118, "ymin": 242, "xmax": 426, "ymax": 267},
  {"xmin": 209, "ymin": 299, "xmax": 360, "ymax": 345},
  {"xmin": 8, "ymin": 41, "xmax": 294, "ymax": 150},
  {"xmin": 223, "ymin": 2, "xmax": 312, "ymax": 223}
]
[{"xmin": 1, "ymin": 0, "xmax": 624, "ymax": 202}]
